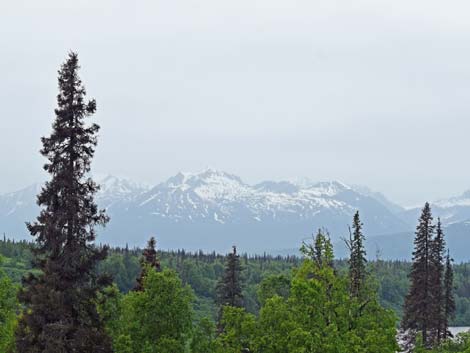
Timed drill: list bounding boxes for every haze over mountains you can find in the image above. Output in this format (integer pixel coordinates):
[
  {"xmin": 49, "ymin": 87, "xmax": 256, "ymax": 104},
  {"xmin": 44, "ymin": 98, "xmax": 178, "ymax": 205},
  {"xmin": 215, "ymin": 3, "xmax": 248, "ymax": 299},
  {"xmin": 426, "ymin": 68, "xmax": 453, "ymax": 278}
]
[{"xmin": 1, "ymin": 168, "xmax": 470, "ymax": 260}]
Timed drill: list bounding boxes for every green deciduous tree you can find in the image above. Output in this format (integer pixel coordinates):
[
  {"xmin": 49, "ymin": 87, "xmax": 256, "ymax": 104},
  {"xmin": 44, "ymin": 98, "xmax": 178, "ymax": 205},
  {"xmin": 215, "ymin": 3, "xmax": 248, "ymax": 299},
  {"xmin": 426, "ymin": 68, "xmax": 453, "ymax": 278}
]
[
  {"xmin": 190, "ymin": 317, "xmax": 222, "ymax": 353},
  {"xmin": 257, "ymin": 274, "xmax": 290, "ymax": 306},
  {"xmin": 217, "ymin": 306, "xmax": 256, "ymax": 353},
  {"xmin": 425, "ymin": 332, "xmax": 470, "ymax": 353},
  {"xmin": 102, "ymin": 268, "xmax": 193, "ymax": 353},
  {"xmin": 219, "ymin": 238, "xmax": 398, "ymax": 353}
]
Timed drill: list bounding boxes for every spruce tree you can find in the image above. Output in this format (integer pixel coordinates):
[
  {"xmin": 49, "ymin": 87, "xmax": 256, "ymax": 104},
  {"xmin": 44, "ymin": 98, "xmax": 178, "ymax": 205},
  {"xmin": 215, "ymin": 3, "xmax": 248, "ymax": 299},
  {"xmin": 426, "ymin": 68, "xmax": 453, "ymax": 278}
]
[
  {"xmin": 301, "ymin": 228, "xmax": 334, "ymax": 269},
  {"xmin": 16, "ymin": 52, "xmax": 112, "ymax": 353},
  {"xmin": 402, "ymin": 202, "xmax": 435, "ymax": 347},
  {"xmin": 216, "ymin": 246, "xmax": 244, "ymax": 329},
  {"xmin": 348, "ymin": 211, "xmax": 367, "ymax": 298},
  {"xmin": 430, "ymin": 218, "xmax": 445, "ymax": 344},
  {"xmin": 135, "ymin": 236, "xmax": 161, "ymax": 291},
  {"xmin": 443, "ymin": 250, "xmax": 455, "ymax": 340}
]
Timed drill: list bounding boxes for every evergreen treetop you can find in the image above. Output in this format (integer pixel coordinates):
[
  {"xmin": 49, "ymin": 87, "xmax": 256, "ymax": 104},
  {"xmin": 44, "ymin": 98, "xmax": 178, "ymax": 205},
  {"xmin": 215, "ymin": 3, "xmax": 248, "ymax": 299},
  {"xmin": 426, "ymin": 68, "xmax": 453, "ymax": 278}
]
[
  {"xmin": 216, "ymin": 246, "xmax": 244, "ymax": 331},
  {"xmin": 301, "ymin": 228, "xmax": 334, "ymax": 269},
  {"xmin": 135, "ymin": 236, "xmax": 161, "ymax": 291},
  {"xmin": 430, "ymin": 218, "xmax": 446, "ymax": 344},
  {"xmin": 348, "ymin": 211, "xmax": 367, "ymax": 299},
  {"xmin": 402, "ymin": 202, "xmax": 438, "ymax": 348}
]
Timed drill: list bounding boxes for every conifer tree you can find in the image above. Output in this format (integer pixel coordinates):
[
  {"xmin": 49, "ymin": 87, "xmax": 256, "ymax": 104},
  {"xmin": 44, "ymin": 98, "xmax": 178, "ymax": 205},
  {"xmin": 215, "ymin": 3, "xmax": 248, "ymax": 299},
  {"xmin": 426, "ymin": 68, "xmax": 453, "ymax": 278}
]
[
  {"xmin": 323, "ymin": 234, "xmax": 334, "ymax": 268},
  {"xmin": 314, "ymin": 229, "xmax": 325, "ymax": 266},
  {"xmin": 135, "ymin": 236, "xmax": 161, "ymax": 291},
  {"xmin": 216, "ymin": 246, "xmax": 244, "ymax": 329},
  {"xmin": 443, "ymin": 250, "xmax": 455, "ymax": 340},
  {"xmin": 402, "ymin": 202, "xmax": 435, "ymax": 347},
  {"xmin": 16, "ymin": 52, "xmax": 112, "ymax": 353},
  {"xmin": 301, "ymin": 228, "xmax": 334, "ymax": 268},
  {"xmin": 348, "ymin": 211, "xmax": 367, "ymax": 298},
  {"xmin": 430, "ymin": 218, "xmax": 445, "ymax": 344}
]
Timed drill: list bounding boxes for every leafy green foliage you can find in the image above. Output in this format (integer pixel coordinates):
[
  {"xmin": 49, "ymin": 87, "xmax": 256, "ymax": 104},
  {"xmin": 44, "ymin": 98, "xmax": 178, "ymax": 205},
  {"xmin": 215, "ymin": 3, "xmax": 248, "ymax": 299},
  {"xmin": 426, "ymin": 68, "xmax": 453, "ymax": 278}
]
[
  {"xmin": 218, "ymin": 306, "xmax": 256, "ymax": 352},
  {"xmin": 100, "ymin": 268, "xmax": 194, "ymax": 353},
  {"xmin": 0, "ymin": 257, "xmax": 18, "ymax": 353},
  {"xmin": 4, "ymin": 239, "xmax": 470, "ymax": 326},
  {"xmin": 432, "ymin": 332, "xmax": 470, "ymax": 353},
  {"xmin": 215, "ymin": 253, "xmax": 398, "ymax": 353},
  {"xmin": 257, "ymin": 274, "xmax": 291, "ymax": 306},
  {"xmin": 190, "ymin": 317, "xmax": 222, "ymax": 353}
]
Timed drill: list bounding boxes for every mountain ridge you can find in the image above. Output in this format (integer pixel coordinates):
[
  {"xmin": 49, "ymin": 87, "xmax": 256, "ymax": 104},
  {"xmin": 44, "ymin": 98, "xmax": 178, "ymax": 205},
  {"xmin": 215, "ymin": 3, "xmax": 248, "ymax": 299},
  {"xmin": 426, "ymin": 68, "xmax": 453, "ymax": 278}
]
[{"xmin": 1, "ymin": 168, "xmax": 469, "ymax": 258}]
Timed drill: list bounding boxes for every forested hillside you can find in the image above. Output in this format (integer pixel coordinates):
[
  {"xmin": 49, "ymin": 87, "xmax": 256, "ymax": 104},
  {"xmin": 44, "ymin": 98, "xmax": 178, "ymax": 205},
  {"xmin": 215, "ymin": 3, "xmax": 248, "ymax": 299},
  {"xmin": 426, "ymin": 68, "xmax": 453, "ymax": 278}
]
[{"xmin": 2, "ymin": 238, "xmax": 470, "ymax": 326}]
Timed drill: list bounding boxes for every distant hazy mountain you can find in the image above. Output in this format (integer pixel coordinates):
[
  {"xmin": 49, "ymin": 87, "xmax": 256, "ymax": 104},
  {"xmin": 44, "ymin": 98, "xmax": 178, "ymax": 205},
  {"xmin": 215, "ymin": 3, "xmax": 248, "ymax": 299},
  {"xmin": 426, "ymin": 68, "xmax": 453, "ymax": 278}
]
[
  {"xmin": 1, "ymin": 169, "xmax": 469, "ymax": 258},
  {"xmin": 0, "ymin": 183, "xmax": 42, "ymax": 239},
  {"xmin": 0, "ymin": 169, "xmax": 408, "ymax": 250},
  {"xmin": 402, "ymin": 190, "xmax": 470, "ymax": 226}
]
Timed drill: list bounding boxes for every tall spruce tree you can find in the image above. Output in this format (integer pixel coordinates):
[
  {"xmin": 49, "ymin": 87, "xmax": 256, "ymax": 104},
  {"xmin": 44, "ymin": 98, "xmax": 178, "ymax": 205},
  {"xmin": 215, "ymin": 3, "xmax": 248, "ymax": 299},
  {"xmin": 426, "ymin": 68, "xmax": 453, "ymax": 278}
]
[
  {"xmin": 216, "ymin": 246, "xmax": 244, "ymax": 329},
  {"xmin": 443, "ymin": 250, "xmax": 455, "ymax": 340},
  {"xmin": 348, "ymin": 211, "xmax": 367, "ymax": 298},
  {"xmin": 430, "ymin": 218, "xmax": 445, "ymax": 344},
  {"xmin": 135, "ymin": 236, "xmax": 161, "ymax": 291},
  {"xmin": 16, "ymin": 53, "xmax": 112, "ymax": 353},
  {"xmin": 402, "ymin": 202, "xmax": 435, "ymax": 347}
]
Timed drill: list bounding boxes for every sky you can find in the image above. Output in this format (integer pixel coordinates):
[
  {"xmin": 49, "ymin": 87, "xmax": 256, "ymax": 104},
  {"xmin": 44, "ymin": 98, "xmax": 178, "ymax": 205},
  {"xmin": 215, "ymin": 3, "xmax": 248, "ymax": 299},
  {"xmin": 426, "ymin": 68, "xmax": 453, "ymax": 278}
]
[{"xmin": 1, "ymin": 0, "xmax": 470, "ymax": 206}]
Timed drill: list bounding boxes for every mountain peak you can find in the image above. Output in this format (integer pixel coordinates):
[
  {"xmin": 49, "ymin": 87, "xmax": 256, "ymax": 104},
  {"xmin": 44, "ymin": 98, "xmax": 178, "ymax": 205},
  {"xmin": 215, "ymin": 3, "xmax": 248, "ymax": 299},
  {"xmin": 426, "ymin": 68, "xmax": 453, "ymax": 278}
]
[
  {"xmin": 303, "ymin": 180, "xmax": 351, "ymax": 197},
  {"xmin": 167, "ymin": 168, "xmax": 244, "ymax": 187},
  {"xmin": 194, "ymin": 167, "xmax": 242, "ymax": 182}
]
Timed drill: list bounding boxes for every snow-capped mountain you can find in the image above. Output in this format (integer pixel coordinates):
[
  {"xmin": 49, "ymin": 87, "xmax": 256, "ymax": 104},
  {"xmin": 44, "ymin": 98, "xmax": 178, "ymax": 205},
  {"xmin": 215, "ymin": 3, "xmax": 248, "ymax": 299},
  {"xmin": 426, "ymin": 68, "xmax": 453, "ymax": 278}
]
[
  {"xmin": 0, "ymin": 168, "xmax": 410, "ymax": 251},
  {"xmin": 115, "ymin": 168, "xmax": 409, "ymax": 235},
  {"xmin": 1, "ymin": 168, "xmax": 469, "ymax": 256},
  {"xmin": 435, "ymin": 190, "xmax": 470, "ymax": 209},
  {"xmin": 134, "ymin": 170, "xmax": 359, "ymax": 225},
  {"xmin": 402, "ymin": 190, "xmax": 470, "ymax": 226}
]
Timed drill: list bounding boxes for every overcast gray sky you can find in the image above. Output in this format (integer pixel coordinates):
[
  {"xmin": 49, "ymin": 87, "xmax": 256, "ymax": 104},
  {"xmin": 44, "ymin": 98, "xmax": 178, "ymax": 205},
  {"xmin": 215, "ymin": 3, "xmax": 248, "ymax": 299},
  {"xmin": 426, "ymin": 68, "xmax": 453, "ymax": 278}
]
[{"xmin": 1, "ymin": 0, "xmax": 470, "ymax": 206}]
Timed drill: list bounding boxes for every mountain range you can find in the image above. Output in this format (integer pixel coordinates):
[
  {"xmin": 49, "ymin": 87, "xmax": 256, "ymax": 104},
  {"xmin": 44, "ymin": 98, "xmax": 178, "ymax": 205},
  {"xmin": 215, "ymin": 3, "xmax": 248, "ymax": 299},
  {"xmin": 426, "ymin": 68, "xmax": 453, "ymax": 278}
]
[{"xmin": 1, "ymin": 168, "xmax": 470, "ymax": 260}]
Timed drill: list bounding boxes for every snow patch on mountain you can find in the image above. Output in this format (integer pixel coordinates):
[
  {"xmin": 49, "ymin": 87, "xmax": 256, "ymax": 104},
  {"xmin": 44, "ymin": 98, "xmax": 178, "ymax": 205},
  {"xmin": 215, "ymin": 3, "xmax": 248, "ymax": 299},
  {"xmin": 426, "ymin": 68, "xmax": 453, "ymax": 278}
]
[
  {"xmin": 95, "ymin": 175, "xmax": 150, "ymax": 209},
  {"xmin": 129, "ymin": 169, "xmax": 387, "ymax": 226},
  {"xmin": 1, "ymin": 168, "xmax": 455, "ymax": 250},
  {"xmin": 434, "ymin": 190, "xmax": 470, "ymax": 208}
]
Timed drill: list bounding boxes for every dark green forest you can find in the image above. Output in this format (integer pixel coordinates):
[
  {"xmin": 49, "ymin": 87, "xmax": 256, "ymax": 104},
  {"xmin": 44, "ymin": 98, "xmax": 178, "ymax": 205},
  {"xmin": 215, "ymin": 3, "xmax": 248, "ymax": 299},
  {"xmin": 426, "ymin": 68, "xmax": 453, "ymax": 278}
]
[{"xmin": 3, "ymin": 237, "xmax": 470, "ymax": 326}]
